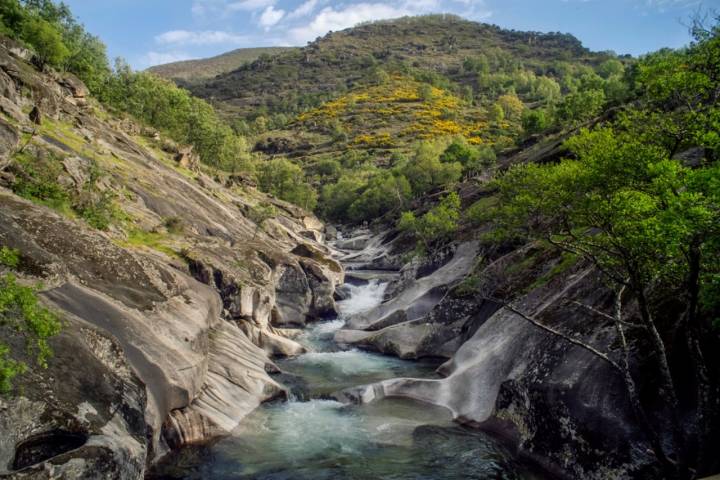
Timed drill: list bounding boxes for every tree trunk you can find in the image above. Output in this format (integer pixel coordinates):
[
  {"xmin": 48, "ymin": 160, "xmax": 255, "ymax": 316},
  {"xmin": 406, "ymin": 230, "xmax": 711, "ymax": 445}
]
[
  {"xmin": 634, "ymin": 286, "xmax": 688, "ymax": 477},
  {"xmin": 684, "ymin": 241, "xmax": 717, "ymax": 475}
]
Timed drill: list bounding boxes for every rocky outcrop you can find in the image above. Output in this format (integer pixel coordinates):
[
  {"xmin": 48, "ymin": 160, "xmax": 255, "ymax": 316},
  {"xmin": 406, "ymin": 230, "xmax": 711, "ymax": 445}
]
[
  {"xmin": 335, "ymin": 240, "xmax": 478, "ymax": 359},
  {"xmin": 0, "ymin": 41, "xmax": 341, "ymax": 479},
  {"xmin": 333, "ymin": 240, "xmax": 660, "ymax": 478}
]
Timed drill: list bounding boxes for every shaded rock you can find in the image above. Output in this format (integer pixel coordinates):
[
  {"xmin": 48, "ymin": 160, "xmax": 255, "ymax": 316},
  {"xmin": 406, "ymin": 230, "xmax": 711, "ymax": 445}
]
[{"xmin": 0, "ymin": 117, "xmax": 19, "ymax": 168}]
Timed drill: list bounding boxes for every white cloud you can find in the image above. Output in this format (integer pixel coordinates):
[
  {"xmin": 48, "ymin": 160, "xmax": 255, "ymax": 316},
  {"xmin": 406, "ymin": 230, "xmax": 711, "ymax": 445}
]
[
  {"xmin": 259, "ymin": 5, "xmax": 286, "ymax": 29},
  {"xmin": 284, "ymin": 1, "xmax": 491, "ymax": 44},
  {"xmin": 287, "ymin": 3, "xmax": 415, "ymax": 44},
  {"xmin": 227, "ymin": 0, "xmax": 276, "ymax": 11},
  {"xmin": 155, "ymin": 30, "xmax": 250, "ymax": 46},
  {"xmin": 287, "ymin": 0, "xmax": 319, "ymax": 20},
  {"xmin": 140, "ymin": 51, "xmax": 195, "ymax": 69}
]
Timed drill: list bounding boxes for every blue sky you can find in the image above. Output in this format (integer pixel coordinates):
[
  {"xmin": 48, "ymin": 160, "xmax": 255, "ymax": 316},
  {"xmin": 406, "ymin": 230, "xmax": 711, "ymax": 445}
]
[{"xmin": 62, "ymin": 0, "xmax": 714, "ymax": 69}]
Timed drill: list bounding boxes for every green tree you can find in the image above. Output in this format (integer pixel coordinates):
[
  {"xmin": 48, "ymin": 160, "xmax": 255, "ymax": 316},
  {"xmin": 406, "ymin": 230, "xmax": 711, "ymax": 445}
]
[
  {"xmin": 398, "ymin": 192, "xmax": 461, "ymax": 254},
  {"xmin": 491, "ymin": 124, "xmax": 720, "ymax": 477},
  {"xmin": 401, "ymin": 141, "xmax": 462, "ymax": 196},
  {"xmin": 440, "ymin": 138, "xmax": 495, "ymax": 178},
  {"xmin": 522, "ymin": 109, "xmax": 550, "ymax": 135},
  {"xmin": 347, "ymin": 172, "xmax": 411, "ymax": 223},
  {"xmin": 555, "ymin": 88, "xmax": 605, "ymax": 125},
  {"xmin": 496, "ymin": 93, "xmax": 524, "ymax": 120},
  {"xmin": 21, "ymin": 15, "xmax": 68, "ymax": 69},
  {"xmin": 256, "ymin": 158, "xmax": 317, "ymax": 210}
]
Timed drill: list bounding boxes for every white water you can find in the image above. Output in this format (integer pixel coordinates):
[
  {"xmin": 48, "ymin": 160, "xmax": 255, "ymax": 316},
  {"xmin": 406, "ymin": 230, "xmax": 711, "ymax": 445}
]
[
  {"xmin": 151, "ymin": 275, "xmax": 534, "ymax": 479},
  {"xmin": 338, "ymin": 279, "xmax": 388, "ymax": 316}
]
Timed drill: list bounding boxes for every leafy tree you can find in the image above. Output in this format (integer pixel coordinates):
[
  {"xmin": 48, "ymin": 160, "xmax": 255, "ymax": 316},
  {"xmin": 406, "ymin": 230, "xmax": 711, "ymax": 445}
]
[
  {"xmin": 491, "ymin": 123, "xmax": 719, "ymax": 476},
  {"xmin": 256, "ymin": 158, "xmax": 317, "ymax": 210},
  {"xmin": 555, "ymin": 88, "xmax": 605, "ymax": 125},
  {"xmin": 21, "ymin": 15, "xmax": 68, "ymax": 69},
  {"xmin": 597, "ymin": 58, "xmax": 625, "ymax": 79},
  {"xmin": 440, "ymin": 138, "xmax": 495, "ymax": 178},
  {"xmin": 534, "ymin": 76, "xmax": 562, "ymax": 103},
  {"xmin": 495, "ymin": 93, "xmax": 524, "ymax": 120},
  {"xmin": 320, "ymin": 173, "xmax": 367, "ymax": 221},
  {"xmin": 398, "ymin": 192, "xmax": 461, "ymax": 254},
  {"xmin": 347, "ymin": 172, "xmax": 411, "ymax": 222},
  {"xmin": 522, "ymin": 109, "xmax": 550, "ymax": 135},
  {"xmin": 401, "ymin": 140, "xmax": 462, "ymax": 196}
]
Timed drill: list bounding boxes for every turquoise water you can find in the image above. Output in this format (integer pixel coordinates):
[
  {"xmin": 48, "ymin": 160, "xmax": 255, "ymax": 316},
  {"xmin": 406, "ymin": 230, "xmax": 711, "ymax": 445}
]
[{"xmin": 149, "ymin": 280, "xmax": 538, "ymax": 480}]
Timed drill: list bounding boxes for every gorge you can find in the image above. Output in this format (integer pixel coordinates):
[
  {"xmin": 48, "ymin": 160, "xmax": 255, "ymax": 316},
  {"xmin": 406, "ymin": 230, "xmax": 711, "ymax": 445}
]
[{"xmin": 0, "ymin": 3, "xmax": 719, "ymax": 480}]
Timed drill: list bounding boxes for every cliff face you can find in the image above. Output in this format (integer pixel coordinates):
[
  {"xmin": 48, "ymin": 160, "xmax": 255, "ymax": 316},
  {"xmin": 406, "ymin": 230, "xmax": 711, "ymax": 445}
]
[
  {"xmin": 0, "ymin": 41, "xmax": 341, "ymax": 477},
  {"xmin": 333, "ymin": 231, "xmax": 661, "ymax": 479}
]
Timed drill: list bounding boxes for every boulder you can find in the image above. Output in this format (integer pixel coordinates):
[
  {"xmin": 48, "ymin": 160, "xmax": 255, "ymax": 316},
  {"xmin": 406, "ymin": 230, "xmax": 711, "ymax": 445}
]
[{"xmin": 174, "ymin": 146, "xmax": 200, "ymax": 172}]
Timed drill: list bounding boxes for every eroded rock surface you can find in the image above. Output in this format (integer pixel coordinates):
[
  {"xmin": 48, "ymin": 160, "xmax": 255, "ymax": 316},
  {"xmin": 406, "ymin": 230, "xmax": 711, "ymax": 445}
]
[{"xmin": 0, "ymin": 42, "xmax": 340, "ymax": 479}]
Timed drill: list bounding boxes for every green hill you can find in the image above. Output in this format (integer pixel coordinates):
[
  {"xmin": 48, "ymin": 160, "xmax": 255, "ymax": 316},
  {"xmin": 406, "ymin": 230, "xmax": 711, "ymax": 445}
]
[{"xmin": 147, "ymin": 46, "xmax": 297, "ymax": 85}]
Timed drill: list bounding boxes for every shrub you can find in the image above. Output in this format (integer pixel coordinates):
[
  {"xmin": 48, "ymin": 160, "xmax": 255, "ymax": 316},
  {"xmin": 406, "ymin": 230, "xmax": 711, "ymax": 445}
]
[
  {"xmin": 0, "ymin": 247, "xmax": 20, "ymax": 269},
  {"xmin": 0, "ymin": 274, "xmax": 62, "ymax": 393}
]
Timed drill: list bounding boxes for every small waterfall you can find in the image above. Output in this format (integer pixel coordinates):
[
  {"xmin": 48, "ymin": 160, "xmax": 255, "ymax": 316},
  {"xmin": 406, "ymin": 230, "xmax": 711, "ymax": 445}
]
[{"xmin": 337, "ymin": 280, "xmax": 388, "ymax": 317}]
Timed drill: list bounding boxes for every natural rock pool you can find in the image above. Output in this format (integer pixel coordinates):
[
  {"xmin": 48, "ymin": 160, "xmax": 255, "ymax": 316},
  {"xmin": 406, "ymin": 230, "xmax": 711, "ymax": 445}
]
[{"xmin": 149, "ymin": 280, "xmax": 538, "ymax": 479}]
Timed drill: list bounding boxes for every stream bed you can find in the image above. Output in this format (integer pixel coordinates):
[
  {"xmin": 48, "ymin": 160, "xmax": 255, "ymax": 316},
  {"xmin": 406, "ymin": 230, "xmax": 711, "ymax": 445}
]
[{"xmin": 149, "ymin": 280, "xmax": 538, "ymax": 480}]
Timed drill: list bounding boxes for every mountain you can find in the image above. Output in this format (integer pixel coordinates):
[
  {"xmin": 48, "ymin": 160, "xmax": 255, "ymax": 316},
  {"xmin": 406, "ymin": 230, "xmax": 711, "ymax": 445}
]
[
  {"xmin": 147, "ymin": 46, "xmax": 297, "ymax": 85},
  {"xmin": 189, "ymin": 15, "xmax": 613, "ymax": 119}
]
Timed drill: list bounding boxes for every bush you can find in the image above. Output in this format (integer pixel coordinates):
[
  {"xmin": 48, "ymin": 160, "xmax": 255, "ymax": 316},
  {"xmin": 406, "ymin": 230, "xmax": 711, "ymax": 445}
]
[
  {"xmin": 0, "ymin": 273, "xmax": 62, "ymax": 393},
  {"xmin": 0, "ymin": 247, "xmax": 20, "ymax": 269}
]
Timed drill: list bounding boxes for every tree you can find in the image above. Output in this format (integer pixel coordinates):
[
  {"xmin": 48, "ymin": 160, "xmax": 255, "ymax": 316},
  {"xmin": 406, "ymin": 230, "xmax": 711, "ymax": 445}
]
[
  {"xmin": 401, "ymin": 140, "xmax": 462, "ymax": 196},
  {"xmin": 256, "ymin": 158, "xmax": 317, "ymax": 210},
  {"xmin": 440, "ymin": 138, "xmax": 495, "ymax": 178},
  {"xmin": 597, "ymin": 58, "xmax": 625, "ymax": 79},
  {"xmin": 496, "ymin": 93, "xmax": 524, "ymax": 120},
  {"xmin": 491, "ymin": 124, "xmax": 720, "ymax": 477},
  {"xmin": 21, "ymin": 16, "xmax": 68, "ymax": 69},
  {"xmin": 522, "ymin": 109, "xmax": 550, "ymax": 135},
  {"xmin": 555, "ymin": 88, "xmax": 605, "ymax": 125},
  {"xmin": 398, "ymin": 192, "xmax": 461, "ymax": 254},
  {"xmin": 347, "ymin": 172, "xmax": 411, "ymax": 223}
]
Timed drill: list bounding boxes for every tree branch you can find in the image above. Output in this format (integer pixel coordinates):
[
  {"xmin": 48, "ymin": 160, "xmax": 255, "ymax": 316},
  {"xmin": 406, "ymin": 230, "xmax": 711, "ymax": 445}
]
[{"xmin": 494, "ymin": 299, "xmax": 624, "ymax": 373}]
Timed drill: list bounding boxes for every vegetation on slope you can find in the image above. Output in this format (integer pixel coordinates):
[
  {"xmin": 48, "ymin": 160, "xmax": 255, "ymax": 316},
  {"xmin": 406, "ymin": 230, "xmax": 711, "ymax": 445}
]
[
  {"xmin": 478, "ymin": 17, "xmax": 720, "ymax": 478},
  {"xmin": 148, "ymin": 47, "xmax": 297, "ymax": 85}
]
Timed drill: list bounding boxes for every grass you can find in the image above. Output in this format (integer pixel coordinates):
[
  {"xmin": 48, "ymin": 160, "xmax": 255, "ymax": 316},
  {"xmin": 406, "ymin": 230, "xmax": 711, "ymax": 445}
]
[{"xmin": 119, "ymin": 229, "xmax": 182, "ymax": 258}]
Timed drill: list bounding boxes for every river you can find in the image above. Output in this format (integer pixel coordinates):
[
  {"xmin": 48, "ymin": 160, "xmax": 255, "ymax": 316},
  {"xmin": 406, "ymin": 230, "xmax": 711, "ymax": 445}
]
[{"xmin": 149, "ymin": 278, "xmax": 538, "ymax": 479}]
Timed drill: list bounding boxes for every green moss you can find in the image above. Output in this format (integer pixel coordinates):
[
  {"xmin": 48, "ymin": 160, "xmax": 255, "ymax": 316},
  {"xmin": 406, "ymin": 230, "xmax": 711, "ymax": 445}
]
[
  {"xmin": 526, "ymin": 252, "xmax": 579, "ymax": 292},
  {"xmin": 39, "ymin": 117, "xmax": 88, "ymax": 153}
]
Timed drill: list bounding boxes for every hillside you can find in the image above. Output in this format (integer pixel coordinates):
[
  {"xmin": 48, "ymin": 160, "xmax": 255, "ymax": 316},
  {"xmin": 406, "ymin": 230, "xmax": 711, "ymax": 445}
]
[
  {"xmin": 190, "ymin": 15, "xmax": 618, "ymax": 120},
  {"xmin": 185, "ymin": 15, "xmax": 632, "ymax": 224},
  {"xmin": 147, "ymin": 46, "xmax": 296, "ymax": 85}
]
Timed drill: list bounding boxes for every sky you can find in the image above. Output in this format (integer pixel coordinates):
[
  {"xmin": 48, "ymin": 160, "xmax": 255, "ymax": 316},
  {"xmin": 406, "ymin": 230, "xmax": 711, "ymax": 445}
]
[{"xmin": 61, "ymin": 0, "xmax": 716, "ymax": 69}]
